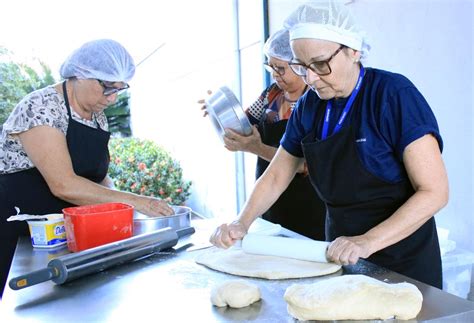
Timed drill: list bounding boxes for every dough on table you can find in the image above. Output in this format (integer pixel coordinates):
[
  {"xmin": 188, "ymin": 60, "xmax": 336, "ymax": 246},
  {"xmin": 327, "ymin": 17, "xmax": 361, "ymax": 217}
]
[
  {"xmin": 211, "ymin": 280, "xmax": 261, "ymax": 308},
  {"xmin": 195, "ymin": 247, "xmax": 341, "ymax": 279},
  {"xmin": 284, "ymin": 274, "xmax": 423, "ymax": 321}
]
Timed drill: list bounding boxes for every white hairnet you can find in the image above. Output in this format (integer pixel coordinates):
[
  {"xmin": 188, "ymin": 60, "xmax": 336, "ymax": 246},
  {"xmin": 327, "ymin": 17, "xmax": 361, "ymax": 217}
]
[
  {"xmin": 263, "ymin": 29, "xmax": 293, "ymax": 62},
  {"xmin": 60, "ymin": 39, "xmax": 135, "ymax": 82},
  {"xmin": 284, "ymin": 0, "xmax": 370, "ymax": 58}
]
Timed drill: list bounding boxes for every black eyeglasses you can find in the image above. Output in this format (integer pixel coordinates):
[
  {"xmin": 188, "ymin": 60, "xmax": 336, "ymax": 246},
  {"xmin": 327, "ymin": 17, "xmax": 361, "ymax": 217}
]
[
  {"xmin": 97, "ymin": 79, "xmax": 130, "ymax": 96},
  {"xmin": 288, "ymin": 45, "xmax": 346, "ymax": 77},
  {"xmin": 263, "ymin": 63, "xmax": 286, "ymax": 76}
]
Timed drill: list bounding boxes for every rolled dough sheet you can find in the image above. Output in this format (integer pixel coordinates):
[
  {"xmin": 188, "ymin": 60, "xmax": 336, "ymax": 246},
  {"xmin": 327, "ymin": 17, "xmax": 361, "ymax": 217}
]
[
  {"xmin": 284, "ymin": 274, "xmax": 423, "ymax": 321},
  {"xmin": 195, "ymin": 247, "xmax": 341, "ymax": 279}
]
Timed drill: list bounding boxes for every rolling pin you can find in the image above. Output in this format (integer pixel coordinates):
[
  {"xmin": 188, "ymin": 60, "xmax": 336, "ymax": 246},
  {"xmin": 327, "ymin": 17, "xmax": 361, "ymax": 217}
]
[
  {"xmin": 9, "ymin": 226, "xmax": 195, "ymax": 290},
  {"xmin": 241, "ymin": 233, "xmax": 330, "ymax": 263}
]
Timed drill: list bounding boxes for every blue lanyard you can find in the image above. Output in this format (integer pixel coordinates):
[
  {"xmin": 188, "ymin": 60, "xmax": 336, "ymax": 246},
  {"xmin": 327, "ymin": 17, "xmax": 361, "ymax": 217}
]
[{"xmin": 321, "ymin": 66, "xmax": 365, "ymax": 140}]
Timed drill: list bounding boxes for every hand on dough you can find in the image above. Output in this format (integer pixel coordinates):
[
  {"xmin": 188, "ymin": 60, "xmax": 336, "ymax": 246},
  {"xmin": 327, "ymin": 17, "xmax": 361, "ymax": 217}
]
[
  {"xmin": 210, "ymin": 220, "xmax": 247, "ymax": 248},
  {"xmin": 326, "ymin": 235, "xmax": 373, "ymax": 266}
]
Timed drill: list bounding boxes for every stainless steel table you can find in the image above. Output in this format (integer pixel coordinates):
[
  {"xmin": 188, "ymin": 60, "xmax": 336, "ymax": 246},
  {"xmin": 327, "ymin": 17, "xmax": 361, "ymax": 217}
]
[{"xmin": 1, "ymin": 219, "xmax": 473, "ymax": 322}]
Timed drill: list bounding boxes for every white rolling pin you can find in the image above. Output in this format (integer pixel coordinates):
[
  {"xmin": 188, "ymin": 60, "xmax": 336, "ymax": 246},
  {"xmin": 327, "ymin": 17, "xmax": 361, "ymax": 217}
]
[{"xmin": 241, "ymin": 233, "xmax": 329, "ymax": 263}]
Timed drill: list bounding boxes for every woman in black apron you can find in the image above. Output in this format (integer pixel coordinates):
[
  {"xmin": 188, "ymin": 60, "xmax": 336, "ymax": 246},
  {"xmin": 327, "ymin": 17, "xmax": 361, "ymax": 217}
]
[
  {"xmin": 210, "ymin": 3, "xmax": 448, "ymax": 289},
  {"xmin": 220, "ymin": 29, "xmax": 326, "ymax": 240},
  {"xmin": 0, "ymin": 39, "xmax": 173, "ymax": 297},
  {"xmin": 0, "ymin": 80, "xmax": 111, "ymax": 296}
]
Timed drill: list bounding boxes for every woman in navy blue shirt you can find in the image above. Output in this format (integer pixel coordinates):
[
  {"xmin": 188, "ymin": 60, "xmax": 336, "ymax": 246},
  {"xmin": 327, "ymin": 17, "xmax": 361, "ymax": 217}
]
[{"xmin": 210, "ymin": 2, "xmax": 448, "ymax": 289}]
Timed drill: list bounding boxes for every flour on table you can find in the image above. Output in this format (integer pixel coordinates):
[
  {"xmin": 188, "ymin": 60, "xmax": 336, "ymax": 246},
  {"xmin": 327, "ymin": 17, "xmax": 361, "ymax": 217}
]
[
  {"xmin": 195, "ymin": 247, "xmax": 341, "ymax": 279},
  {"xmin": 284, "ymin": 274, "xmax": 423, "ymax": 321},
  {"xmin": 211, "ymin": 280, "xmax": 261, "ymax": 308}
]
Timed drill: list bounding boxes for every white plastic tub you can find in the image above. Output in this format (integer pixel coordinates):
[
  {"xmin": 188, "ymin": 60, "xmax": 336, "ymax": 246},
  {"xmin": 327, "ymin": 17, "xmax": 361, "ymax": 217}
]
[{"xmin": 27, "ymin": 214, "xmax": 67, "ymax": 248}]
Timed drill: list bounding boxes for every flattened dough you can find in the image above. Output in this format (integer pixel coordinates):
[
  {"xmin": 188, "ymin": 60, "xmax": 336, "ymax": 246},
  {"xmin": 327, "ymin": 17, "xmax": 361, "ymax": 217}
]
[
  {"xmin": 211, "ymin": 280, "xmax": 261, "ymax": 308},
  {"xmin": 284, "ymin": 274, "xmax": 423, "ymax": 321},
  {"xmin": 195, "ymin": 247, "xmax": 341, "ymax": 279}
]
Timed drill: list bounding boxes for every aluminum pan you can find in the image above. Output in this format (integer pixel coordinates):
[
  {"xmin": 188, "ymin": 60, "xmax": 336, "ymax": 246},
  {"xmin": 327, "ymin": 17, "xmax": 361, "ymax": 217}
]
[
  {"xmin": 133, "ymin": 206, "xmax": 191, "ymax": 235},
  {"xmin": 205, "ymin": 86, "xmax": 252, "ymax": 140}
]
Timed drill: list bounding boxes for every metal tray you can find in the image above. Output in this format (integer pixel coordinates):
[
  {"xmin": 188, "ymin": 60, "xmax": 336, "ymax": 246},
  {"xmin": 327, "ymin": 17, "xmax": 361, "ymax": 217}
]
[
  {"xmin": 133, "ymin": 206, "xmax": 191, "ymax": 235},
  {"xmin": 205, "ymin": 86, "xmax": 252, "ymax": 140}
]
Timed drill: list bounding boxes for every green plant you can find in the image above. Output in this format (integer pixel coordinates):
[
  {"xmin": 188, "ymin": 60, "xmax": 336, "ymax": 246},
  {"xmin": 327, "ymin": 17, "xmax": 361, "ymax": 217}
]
[
  {"xmin": 0, "ymin": 46, "xmax": 56, "ymax": 125},
  {"xmin": 108, "ymin": 137, "xmax": 191, "ymax": 205},
  {"xmin": 104, "ymin": 92, "xmax": 132, "ymax": 137}
]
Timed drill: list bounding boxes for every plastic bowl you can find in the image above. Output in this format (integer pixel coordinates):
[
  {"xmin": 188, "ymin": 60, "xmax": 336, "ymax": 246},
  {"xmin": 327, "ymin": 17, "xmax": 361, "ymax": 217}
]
[{"xmin": 62, "ymin": 202, "xmax": 134, "ymax": 252}]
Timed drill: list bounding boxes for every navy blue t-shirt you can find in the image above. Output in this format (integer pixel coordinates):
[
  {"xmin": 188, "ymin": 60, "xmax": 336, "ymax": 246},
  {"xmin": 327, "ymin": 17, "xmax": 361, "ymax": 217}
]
[{"xmin": 281, "ymin": 67, "xmax": 443, "ymax": 183}]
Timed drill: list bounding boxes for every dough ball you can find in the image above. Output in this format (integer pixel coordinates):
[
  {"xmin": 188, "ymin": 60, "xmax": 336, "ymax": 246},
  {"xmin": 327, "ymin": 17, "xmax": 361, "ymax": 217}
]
[
  {"xmin": 211, "ymin": 280, "xmax": 261, "ymax": 308},
  {"xmin": 284, "ymin": 274, "xmax": 423, "ymax": 321}
]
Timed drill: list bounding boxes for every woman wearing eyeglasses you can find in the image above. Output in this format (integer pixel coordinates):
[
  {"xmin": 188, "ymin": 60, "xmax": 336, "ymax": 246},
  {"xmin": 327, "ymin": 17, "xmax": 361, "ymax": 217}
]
[
  {"xmin": 215, "ymin": 29, "xmax": 326, "ymax": 240},
  {"xmin": 0, "ymin": 39, "xmax": 173, "ymax": 297},
  {"xmin": 210, "ymin": 2, "xmax": 448, "ymax": 289}
]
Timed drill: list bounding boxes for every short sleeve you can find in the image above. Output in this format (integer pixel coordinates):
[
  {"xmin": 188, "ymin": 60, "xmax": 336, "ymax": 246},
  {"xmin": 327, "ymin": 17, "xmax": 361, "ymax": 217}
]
[
  {"xmin": 280, "ymin": 100, "xmax": 307, "ymax": 157},
  {"xmin": 3, "ymin": 89, "xmax": 68, "ymax": 137},
  {"xmin": 381, "ymin": 86, "xmax": 443, "ymax": 160},
  {"xmin": 0, "ymin": 87, "xmax": 69, "ymax": 173}
]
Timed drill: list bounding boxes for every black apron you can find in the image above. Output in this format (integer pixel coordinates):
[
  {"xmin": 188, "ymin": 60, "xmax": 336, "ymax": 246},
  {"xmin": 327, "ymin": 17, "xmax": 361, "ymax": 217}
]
[
  {"xmin": 300, "ymin": 100, "xmax": 442, "ymax": 288},
  {"xmin": 256, "ymin": 116, "xmax": 326, "ymax": 241},
  {"xmin": 0, "ymin": 81, "xmax": 111, "ymax": 295}
]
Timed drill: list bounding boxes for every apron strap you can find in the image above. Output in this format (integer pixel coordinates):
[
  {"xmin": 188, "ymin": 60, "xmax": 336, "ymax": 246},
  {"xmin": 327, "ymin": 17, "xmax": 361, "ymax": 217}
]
[{"xmin": 62, "ymin": 80, "xmax": 73, "ymax": 119}]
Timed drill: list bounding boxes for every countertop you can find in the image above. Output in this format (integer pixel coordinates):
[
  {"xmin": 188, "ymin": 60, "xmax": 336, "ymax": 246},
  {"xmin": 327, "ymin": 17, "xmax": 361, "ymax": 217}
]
[{"xmin": 1, "ymin": 219, "xmax": 474, "ymax": 322}]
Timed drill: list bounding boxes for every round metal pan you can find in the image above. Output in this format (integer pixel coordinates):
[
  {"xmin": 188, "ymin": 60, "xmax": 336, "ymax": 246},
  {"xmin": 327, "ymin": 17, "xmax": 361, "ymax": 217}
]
[
  {"xmin": 205, "ymin": 86, "xmax": 252, "ymax": 140},
  {"xmin": 133, "ymin": 206, "xmax": 191, "ymax": 235}
]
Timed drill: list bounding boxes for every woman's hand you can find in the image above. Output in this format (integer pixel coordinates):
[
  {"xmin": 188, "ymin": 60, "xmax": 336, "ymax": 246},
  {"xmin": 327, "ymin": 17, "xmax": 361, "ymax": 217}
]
[
  {"xmin": 223, "ymin": 126, "xmax": 262, "ymax": 154},
  {"xmin": 326, "ymin": 235, "xmax": 374, "ymax": 266},
  {"xmin": 210, "ymin": 220, "xmax": 248, "ymax": 249},
  {"xmin": 197, "ymin": 90, "xmax": 212, "ymax": 117},
  {"xmin": 135, "ymin": 196, "xmax": 174, "ymax": 217}
]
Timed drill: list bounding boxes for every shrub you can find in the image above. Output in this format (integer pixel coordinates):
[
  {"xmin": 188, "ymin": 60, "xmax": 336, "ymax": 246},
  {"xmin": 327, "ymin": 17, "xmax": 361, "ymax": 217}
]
[
  {"xmin": 0, "ymin": 46, "xmax": 56, "ymax": 125},
  {"xmin": 108, "ymin": 137, "xmax": 191, "ymax": 205}
]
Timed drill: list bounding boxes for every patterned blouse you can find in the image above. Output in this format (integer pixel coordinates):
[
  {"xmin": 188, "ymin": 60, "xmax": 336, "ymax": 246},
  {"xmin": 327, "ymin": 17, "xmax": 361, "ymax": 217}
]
[
  {"xmin": 0, "ymin": 85, "xmax": 108, "ymax": 174},
  {"xmin": 246, "ymin": 83, "xmax": 297, "ymax": 125}
]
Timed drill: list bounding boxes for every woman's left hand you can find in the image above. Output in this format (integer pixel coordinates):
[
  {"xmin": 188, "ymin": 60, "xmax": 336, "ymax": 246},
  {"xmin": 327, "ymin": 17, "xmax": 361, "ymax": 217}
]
[
  {"xmin": 197, "ymin": 90, "xmax": 213, "ymax": 117},
  {"xmin": 326, "ymin": 235, "xmax": 374, "ymax": 266},
  {"xmin": 223, "ymin": 126, "xmax": 262, "ymax": 154}
]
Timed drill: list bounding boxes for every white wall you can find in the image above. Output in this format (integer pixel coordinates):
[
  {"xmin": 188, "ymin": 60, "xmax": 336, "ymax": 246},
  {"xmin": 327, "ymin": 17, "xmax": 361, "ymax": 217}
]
[{"xmin": 268, "ymin": 0, "xmax": 474, "ymax": 251}]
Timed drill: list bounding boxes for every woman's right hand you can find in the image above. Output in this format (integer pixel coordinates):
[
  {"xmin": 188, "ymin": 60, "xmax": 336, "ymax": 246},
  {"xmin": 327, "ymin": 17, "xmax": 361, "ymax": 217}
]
[
  {"xmin": 135, "ymin": 196, "xmax": 174, "ymax": 217},
  {"xmin": 210, "ymin": 220, "xmax": 248, "ymax": 249},
  {"xmin": 223, "ymin": 126, "xmax": 262, "ymax": 154}
]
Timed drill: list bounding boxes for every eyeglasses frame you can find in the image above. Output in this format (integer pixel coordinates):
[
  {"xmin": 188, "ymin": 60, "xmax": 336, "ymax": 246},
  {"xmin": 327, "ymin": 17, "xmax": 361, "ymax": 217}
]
[
  {"xmin": 288, "ymin": 45, "xmax": 346, "ymax": 77},
  {"xmin": 96, "ymin": 79, "xmax": 130, "ymax": 96},
  {"xmin": 263, "ymin": 62, "xmax": 287, "ymax": 76}
]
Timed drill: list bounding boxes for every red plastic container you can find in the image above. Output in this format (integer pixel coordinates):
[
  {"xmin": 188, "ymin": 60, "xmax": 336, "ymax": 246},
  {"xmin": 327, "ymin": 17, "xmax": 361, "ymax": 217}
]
[{"xmin": 62, "ymin": 202, "xmax": 134, "ymax": 252}]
